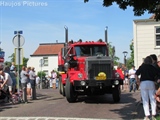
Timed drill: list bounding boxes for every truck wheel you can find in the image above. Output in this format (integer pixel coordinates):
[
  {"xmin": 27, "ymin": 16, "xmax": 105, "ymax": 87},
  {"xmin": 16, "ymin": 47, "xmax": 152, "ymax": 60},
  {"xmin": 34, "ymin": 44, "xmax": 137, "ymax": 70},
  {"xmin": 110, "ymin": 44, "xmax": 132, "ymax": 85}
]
[
  {"xmin": 61, "ymin": 83, "xmax": 65, "ymax": 96},
  {"xmin": 59, "ymin": 76, "xmax": 62, "ymax": 95},
  {"xmin": 59, "ymin": 77, "xmax": 65, "ymax": 96},
  {"xmin": 65, "ymin": 79, "xmax": 77, "ymax": 103},
  {"xmin": 112, "ymin": 86, "xmax": 121, "ymax": 103}
]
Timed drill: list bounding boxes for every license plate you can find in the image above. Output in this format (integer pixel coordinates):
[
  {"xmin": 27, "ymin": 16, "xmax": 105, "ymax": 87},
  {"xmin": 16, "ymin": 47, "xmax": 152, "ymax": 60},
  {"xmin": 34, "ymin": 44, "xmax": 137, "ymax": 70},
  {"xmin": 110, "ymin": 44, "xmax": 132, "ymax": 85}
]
[{"xmin": 95, "ymin": 76, "xmax": 106, "ymax": 80}]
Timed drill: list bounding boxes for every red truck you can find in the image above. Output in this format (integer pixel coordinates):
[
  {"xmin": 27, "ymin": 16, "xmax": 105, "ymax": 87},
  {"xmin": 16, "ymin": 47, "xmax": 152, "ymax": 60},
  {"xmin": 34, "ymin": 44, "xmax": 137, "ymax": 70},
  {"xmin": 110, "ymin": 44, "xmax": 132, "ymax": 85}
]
[{"xmin": 58, "ymin": 26, "xmax": 123, "ymax": 103}]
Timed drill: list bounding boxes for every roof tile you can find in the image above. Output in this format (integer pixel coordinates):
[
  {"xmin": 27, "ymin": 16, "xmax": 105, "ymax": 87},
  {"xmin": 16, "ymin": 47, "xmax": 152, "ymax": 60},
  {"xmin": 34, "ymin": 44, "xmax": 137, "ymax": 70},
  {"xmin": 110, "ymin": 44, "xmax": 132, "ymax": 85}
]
[{"xmin": 32, "ymin": 43, "xmax": 64, "ymax": 55}]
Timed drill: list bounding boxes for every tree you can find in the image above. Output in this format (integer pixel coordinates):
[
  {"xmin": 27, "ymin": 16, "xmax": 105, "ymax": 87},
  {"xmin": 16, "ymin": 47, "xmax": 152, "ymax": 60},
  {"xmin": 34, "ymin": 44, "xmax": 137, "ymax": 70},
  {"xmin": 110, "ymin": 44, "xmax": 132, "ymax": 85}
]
[
  {"xmin": 108, "ymin": 42, "xmax": 120, "ymax": 65},
  {"xmin": 84, "ymin": 0, "xmax": 160, "ymax": 21},
  {"xmin": 23, "ymin": 57, "xmax": 29, "ymax": 67},
  {"xmin": 8, "ymin": 53, "xmax": 15, "ymax": 62},
  {"xmin": 5, "ymin": 53, "xmax": 29, "ymax": 67},
  {"xmin": 37, "ymin": 71, "xmax": 46, "ymax": 78},
  {"xmin": 126, "ymin": 40, "xmax": 134, "ymax": 69}
]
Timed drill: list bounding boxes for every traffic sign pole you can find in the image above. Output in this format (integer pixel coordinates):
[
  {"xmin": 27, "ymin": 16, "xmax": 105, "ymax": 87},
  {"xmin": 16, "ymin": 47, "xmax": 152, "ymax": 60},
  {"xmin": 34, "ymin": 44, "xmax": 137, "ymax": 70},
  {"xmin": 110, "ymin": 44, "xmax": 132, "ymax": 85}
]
[
  {"xmin": 39, "ymin": 59, "xmax": 44, "ymax": 89},
  {"xmin": 17, "ymin": 33, "xmax": 20, "ymax": 93},
  {"xmin": 13, "ymin": 31, "xmax": 25, "ymax": 101}
]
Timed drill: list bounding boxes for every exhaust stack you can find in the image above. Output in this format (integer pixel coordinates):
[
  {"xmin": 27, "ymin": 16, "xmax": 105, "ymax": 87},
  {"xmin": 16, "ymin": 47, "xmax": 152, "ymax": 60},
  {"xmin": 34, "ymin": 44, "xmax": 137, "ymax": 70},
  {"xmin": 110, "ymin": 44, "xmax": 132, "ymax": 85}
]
[
  {"xmin": 105, "ymin": 27, "xmax": 109, "ymax": 56},
  {"xmin": 105, "ymin": 26, "xmax": 108, "ymax": 43},
  {"xmin": 64, "ymin": 26, "xmax": 68, "ymax": 44}
]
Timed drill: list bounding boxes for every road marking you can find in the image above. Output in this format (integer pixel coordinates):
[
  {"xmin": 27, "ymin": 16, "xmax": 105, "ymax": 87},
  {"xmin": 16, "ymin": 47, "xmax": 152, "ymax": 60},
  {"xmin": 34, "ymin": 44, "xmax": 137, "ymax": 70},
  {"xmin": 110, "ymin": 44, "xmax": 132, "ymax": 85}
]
[{"xmin": 0, "ymin": 117, "xmax": 109, "ymax": 120}]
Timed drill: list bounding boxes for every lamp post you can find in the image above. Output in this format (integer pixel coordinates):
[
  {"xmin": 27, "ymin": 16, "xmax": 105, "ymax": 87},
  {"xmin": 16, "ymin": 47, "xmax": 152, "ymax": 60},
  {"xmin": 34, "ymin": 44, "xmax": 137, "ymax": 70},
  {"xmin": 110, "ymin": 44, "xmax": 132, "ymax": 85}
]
[{"xmin": 123, "ymin": 51, "xmax": 128, "ymax": 66}]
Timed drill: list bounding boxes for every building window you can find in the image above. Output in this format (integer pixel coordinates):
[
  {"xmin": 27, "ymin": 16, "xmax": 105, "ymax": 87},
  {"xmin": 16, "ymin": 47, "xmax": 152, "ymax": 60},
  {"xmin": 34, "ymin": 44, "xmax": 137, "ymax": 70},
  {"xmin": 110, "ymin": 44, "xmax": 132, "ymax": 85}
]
[
  {"xmin": 43, "ymin": 57, "xmax": 48, "ymax": 66},
  {"xmin": 155, "ymin": 27, "xmax": 160, "ymax": 46}
]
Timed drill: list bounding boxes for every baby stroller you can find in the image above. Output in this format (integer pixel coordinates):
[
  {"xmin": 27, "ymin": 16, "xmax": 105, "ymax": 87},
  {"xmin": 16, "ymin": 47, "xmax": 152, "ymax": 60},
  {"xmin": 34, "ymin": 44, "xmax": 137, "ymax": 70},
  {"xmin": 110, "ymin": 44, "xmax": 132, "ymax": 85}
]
[
  {"xmin": 0, "ymin": 88, "xmax": 23, "ymax": 104},
  {"xmin": 11, "ymin": 90, "xmax": 23, "ymax": 104},
  {"xmin": 0, "ymin": 89, "xmax": 10, "ymax": 103}
]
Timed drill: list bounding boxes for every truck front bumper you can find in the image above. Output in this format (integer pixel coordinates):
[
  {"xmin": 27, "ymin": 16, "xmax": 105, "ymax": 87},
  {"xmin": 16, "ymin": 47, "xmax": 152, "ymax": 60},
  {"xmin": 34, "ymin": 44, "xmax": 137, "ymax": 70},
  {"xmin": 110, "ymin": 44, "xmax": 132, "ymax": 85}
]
[{"xmin": 73, "ymin": 79, "xmax": 123, "ymax": 87}]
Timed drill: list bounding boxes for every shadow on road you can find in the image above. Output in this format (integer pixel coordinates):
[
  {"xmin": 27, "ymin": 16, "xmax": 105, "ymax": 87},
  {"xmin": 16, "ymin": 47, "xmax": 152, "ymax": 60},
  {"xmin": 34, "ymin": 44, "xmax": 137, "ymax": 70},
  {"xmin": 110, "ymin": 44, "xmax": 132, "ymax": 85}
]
[
  {"xmin": 109, "ymin": 92, "xmax": 139, "ymax": 120},
  {"xmin": 74, "ymin": 92, "xmax": 141, "ymax": 119},
  {"xmin": 0, "ymin": 103, "xmax": 15, "ymax": 112},
  {"xmin": 0, "ymin": 89, "xmax": 144, "ymax": 119}
]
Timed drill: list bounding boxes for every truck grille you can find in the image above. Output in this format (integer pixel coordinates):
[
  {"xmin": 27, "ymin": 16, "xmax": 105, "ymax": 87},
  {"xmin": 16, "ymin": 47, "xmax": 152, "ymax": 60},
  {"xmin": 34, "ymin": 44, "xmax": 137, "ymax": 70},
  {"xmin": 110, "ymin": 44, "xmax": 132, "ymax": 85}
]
[
  {"xmin": 86, "ymin": 56, "xmax": 112, "ymax": 80},
  {"xmin": 89, "ymin": 63, "xmax": 111, "ymax": 79}
]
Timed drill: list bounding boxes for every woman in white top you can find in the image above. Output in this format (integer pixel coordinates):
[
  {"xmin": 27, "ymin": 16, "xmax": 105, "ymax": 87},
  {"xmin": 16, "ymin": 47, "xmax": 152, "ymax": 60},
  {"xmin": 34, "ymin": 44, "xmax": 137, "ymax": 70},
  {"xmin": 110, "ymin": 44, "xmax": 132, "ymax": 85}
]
[{"xmin": 0, "ymin": 66, "xmax": 13, "ymax": 97}]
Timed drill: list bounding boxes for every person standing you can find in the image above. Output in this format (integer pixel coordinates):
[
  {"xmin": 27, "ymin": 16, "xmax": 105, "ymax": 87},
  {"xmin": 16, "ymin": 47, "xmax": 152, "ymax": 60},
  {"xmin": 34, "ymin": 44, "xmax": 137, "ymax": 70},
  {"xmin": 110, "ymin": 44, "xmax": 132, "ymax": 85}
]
[
  {"xmin": 29, "ymin": 67, "xmax": 37, "ymax": 99},
  {"xmin": 26, "ymin": 67, "xmax": 31, "ymax": 98},
  {"xmin": 128, "ymin": 65, "xmax": 136, "ymax": 92},
  {"xmin": 123, "ymin": 66, "xmax": 129, "ymax": 91},
  {"xmin": 116, "ymin": 66, "xmax": 124, "ymax": 90},
  {"xmin": 36, "ymin": 76, "xmax": 40, "ymax": 89},
  {"xmin": 154, "ymin": 55, "xmax": 160, "ymax": 101},
  {"xmin": 10, "ymin": 66, "xmax": 17, "ymax": 93},
  {"xmin": 49, "ymin": 71, "xmax": 53, "ymax": 88},
  {"xmin": 51, "ymin": 70, "xmax": 57, "ymax": 89},
  {"xmin": 20, "ymin": 66, "xmax": 28, "ymax": 103},
  {"xmin": 135, "ymin": 56, "xmax": 159, "ymax": 120}
]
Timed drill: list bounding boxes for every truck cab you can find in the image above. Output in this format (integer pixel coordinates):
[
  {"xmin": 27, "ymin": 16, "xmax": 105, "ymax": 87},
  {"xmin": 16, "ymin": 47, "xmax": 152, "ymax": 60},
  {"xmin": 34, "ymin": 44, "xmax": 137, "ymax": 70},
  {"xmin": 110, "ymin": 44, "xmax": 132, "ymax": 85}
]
[{"xmin": 58, "ymin": 27, "xmax": 123, "ymax": 103}]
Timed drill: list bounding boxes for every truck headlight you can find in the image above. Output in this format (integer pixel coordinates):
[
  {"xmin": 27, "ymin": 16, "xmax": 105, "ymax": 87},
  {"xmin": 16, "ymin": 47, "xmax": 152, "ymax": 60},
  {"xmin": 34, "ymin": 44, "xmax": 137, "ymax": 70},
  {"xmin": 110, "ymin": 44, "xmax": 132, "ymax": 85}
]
[
  {"xmin": 80, "ymin": 81, "xmax": 86, "ymax": 86},
  {"xmin": 64, "ymin": 62, "xmax": 70, "ymax": 71},
  {"xmin": 78, "ymin": 73, "xmax": 83, "ymax": 79},
  {"xmin": 114, "ymin": 80, "xmax": 119, "ymax": 85},
  {"xmin": 115, "ymin": 72, "xmax": 120, "ymax": 78}
]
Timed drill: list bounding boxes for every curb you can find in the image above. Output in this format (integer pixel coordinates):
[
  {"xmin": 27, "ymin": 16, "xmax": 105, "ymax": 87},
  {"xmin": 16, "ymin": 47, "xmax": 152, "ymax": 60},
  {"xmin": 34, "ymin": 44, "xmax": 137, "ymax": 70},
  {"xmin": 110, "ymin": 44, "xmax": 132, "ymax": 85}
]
[{"xmin": 0, "ymin": 117, "xmax": 111, "ymax": 120}]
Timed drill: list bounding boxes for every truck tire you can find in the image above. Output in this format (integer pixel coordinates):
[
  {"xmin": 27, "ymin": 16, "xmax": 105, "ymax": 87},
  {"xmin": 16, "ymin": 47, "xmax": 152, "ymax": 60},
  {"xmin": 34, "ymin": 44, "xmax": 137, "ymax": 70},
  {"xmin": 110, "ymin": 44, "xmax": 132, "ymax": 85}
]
[
  {"xmin": 59, "ymin": 77, "xmax": 65, "ymax": 96},
  {"xmin": 62, "ymin": 84, "xmax": 65, "ymax": 96},
  {"xmin": 59, "ymin": 76, "xmax": 62, "ymax": 94},
  {"xmin": 112, "ymin": 85, "xmax": 121, "ymax": 103},
  {"xmin": 65, "ymin": 79, "xmax": 77, "ymax": 103}
]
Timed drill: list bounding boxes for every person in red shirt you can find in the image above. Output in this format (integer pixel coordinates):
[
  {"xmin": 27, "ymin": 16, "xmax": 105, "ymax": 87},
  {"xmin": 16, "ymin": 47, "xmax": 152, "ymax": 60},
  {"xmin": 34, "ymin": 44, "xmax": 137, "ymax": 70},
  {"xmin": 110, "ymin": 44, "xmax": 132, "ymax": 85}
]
[
  {"xmin": 116, "ymin": 66, "xmax": 124, "ymax": 79},
  {"xmin": 116, "ymin": 66, "xmax": 124, "ymax": 90}
]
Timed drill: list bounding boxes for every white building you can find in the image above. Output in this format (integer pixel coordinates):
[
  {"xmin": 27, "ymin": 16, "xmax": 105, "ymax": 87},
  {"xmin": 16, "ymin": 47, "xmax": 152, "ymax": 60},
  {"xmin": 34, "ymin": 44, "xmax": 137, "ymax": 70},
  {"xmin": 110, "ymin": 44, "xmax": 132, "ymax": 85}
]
[
  {"xmin": 27, "ymin": 43, "xmax": 64, "ymax": 76},
  {"xmin": 133, "ymin": 16, "xmax": 160, "ymax": 68}
]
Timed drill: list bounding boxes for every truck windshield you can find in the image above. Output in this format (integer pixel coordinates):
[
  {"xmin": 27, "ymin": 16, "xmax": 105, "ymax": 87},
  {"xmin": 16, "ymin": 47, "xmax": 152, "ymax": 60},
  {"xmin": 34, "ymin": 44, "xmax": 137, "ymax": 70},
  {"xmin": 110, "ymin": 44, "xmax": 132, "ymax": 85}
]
[{"xmin": 75, "ymin": 45, "xmax": 106, "ymax": 56}]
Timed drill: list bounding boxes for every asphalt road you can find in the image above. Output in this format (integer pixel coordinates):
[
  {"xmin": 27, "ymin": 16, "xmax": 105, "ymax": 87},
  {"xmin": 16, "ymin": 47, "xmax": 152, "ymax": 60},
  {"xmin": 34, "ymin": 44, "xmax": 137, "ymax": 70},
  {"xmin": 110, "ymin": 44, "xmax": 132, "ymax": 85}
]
[{"xmin": 0, "ymin": 88, "xmax": 144, "ymax": 120}]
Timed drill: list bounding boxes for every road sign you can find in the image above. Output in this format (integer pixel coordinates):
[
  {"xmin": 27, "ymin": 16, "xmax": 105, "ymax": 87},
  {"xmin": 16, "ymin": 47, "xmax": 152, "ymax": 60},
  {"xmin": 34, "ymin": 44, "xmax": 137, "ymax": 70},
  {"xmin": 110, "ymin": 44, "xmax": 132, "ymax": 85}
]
[
  {"xmin": 0, "ymin": 51, "xmax": 5, "ymax": 58},
  {"xmin": 12, "ymin": 35, "xmax": 25, "ymax": 47},
  {"xmin": 15, "ymin": 48, "xmax": 23, "ymax": 65},
  {"xmin": 39, "ymin": 59, "xmax": 44, "ymax": 66}
]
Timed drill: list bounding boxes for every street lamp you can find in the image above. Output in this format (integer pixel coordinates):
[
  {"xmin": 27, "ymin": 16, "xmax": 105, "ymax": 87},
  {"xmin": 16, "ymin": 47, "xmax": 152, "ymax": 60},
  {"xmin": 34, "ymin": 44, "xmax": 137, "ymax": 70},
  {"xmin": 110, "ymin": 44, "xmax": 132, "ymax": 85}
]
[{"xmin": 123, "ymin": 51, "xmax": 128, "ymax": 66}]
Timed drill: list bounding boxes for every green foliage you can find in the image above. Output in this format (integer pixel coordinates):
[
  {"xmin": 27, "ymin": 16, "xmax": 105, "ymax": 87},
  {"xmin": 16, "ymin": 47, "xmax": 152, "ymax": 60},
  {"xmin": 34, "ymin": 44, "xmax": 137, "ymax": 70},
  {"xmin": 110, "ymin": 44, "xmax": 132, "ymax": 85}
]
[
  {"xmin": 6, "ymin": 53, "xmax": 29, "ymax": 67},
  {"xmin": 8, "ymin": 53, "xmax": 15, "ymax": 62},
  {"xmin": 108, "ymin": 42, "xmax": 120, "ymax": 65},
  {"xmin": 126, "ymin": 40, "xmax": 134, "ymax": 69},
  {"xmin": 84, "ymin": 0, "xmax": 160, "ymax": 21},
  {"xmin": 156, "ymin": 116, "xmax": 160, "ymax": 120},
  {"xmin": 23, "ymin": 57, "xmax": 29, "ymax": 67},
  {"xmin": 37, "ymin": 71, "xmax": 46, "ymax": 78},
  {"xmin": 4, "ymin": 61, "xmax": 11, "ymax": 66},
  {"xmin": 114, "ymin": 56, "xmax": 120, "ymax": 65}
]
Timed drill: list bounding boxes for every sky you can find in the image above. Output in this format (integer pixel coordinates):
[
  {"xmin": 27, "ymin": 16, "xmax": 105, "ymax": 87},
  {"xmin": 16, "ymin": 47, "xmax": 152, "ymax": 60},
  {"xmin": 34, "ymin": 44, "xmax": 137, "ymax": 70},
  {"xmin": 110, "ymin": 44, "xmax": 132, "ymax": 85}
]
[{"xmin": 0, "ymin": 0, "xmax": 152, "ymax": 63}]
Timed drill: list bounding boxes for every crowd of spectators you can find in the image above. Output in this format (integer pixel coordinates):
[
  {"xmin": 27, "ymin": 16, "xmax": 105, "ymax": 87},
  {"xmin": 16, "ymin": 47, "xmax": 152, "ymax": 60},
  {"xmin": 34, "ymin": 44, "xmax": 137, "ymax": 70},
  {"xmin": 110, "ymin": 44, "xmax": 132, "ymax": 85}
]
[{"xmin": 0, "ymin": 62, "xmax": 59, "ymax": 104}]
